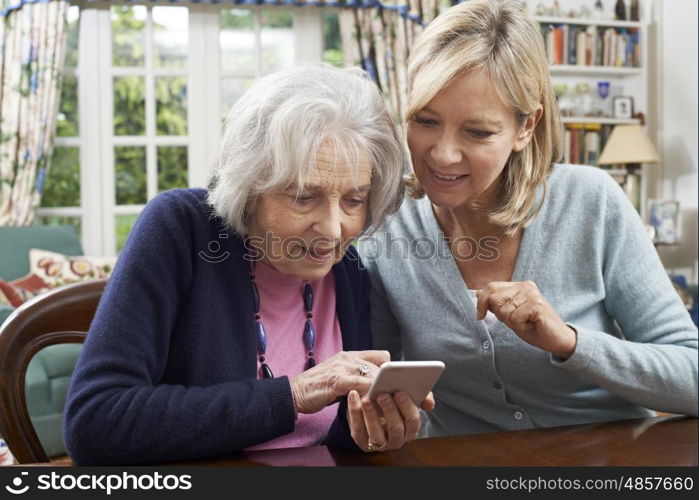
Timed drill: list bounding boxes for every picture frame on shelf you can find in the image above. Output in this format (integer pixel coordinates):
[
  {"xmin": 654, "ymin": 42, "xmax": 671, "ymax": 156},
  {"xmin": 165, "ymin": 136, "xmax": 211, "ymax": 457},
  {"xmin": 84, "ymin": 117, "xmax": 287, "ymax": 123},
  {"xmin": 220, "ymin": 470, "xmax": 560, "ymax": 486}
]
[
  {"xmin": 648, "ymin": 200, "xmax": 680, "ymax": 245},
  {"xmin": 613, "ymin": 96, "xmax": 634, "ymax": 119}
]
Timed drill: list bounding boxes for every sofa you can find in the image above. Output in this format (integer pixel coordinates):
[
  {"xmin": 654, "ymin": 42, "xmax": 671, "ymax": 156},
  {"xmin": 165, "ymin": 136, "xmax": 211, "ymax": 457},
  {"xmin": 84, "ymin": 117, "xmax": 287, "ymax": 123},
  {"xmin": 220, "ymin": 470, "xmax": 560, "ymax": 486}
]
[{"xmin": 0, "ymin": 225, "xmax": 85, "ymax": 458}]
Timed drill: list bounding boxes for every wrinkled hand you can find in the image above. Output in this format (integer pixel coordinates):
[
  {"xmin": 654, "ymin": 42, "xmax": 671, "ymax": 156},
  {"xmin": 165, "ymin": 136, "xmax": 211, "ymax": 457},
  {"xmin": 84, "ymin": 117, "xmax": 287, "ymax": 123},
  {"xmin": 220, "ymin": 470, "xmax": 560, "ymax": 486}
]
[
  {"xmin": 290, "ymin": 350, "xmax": 389, "ymax": 415},
  {"xmin": 476, "ymin": 281, "xmax": 577, "ymax": 359},
  {"xmin": 347, "ymin": 391, "xmax": 435, "ymax": 453}
]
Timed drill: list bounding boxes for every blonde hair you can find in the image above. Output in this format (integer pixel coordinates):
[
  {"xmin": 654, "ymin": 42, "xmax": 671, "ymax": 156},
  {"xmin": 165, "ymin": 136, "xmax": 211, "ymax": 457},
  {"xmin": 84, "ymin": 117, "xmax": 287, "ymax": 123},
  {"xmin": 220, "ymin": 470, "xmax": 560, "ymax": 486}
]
[
  {"xmin": 405, "ymin": 0, "xmax": 564, "ymax": 234},
  {"xmin": 207, "ymin": 63, "xmax": 405, "ymax": 236}
]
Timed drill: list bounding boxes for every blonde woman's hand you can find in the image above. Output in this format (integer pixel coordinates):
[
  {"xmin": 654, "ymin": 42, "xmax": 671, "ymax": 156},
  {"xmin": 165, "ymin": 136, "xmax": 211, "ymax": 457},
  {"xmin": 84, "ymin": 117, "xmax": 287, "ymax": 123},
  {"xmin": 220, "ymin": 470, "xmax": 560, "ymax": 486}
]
[
  {"xmin": 476, "ymin": 281, "xmax": 577, "ymax": 359},
  {"xmin": 290, "ymin": 350, "xmax": 389, "ymax": 415}
]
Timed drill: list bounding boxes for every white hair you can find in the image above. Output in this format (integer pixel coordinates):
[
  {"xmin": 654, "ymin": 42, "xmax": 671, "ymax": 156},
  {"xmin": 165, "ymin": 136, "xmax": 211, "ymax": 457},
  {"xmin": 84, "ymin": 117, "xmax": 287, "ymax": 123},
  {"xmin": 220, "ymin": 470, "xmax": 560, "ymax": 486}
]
[{"xmin": 207, "ymin": 63, "xmax": 405, "ymax": 235}]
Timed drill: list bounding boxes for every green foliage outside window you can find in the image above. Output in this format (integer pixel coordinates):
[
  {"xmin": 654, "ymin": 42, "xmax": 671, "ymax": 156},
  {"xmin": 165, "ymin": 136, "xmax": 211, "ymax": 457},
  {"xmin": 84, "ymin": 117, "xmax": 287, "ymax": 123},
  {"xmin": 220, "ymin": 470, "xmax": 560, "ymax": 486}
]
[
  {"xmin": 116, "ymin": 214, "xmax": 139, "ymax": 251},
  {"xmin": 115, "ymin": 146, "xmax": 147, "ymax": 205},
  {"xmin": 38, "ymin": 216, "xmax": 82, "ymax": 239},
  {"xmin": 64, "ymin": 9, "xmax": 80, "ymax": 68},
  {"xmin": 41, "ymin": 147, "xmax": 80, "ymax": 207},
  {"xmin": 220, "ymin": 9, "xmax": 253, "ymax": 29},
  {"xmin": 323, "ymin": 11, "xmax": 344, "ymax": 67},
  {"xmin": 114, "ymin": 75, "xmax": 146, "ymax": 136},
  {"xmin": 112, "ymin": 5, "xmax": 146, "ymax": 67},
  {"xmin": 56, "ymin": 74, "xmax": 78, "ymax": 138},
  {"xmin": 261, "ymin": 9, "xmax": 293, "ymax": 28},
  {"xmin": 156, "ymin": 77, "xmax": 188, "ymax": 136},
  {"xmin": 157, "ymin": 146, "xmax": 188, "ymax": 192}
]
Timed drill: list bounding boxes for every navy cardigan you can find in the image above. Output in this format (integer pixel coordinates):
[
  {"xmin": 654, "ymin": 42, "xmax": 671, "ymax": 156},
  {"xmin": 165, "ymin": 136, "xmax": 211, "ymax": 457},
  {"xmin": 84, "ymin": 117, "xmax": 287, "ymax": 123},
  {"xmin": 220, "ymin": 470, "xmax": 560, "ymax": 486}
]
[{"xmin": 63, "ymin": 189, "xmax": 371, "ymax": 465}]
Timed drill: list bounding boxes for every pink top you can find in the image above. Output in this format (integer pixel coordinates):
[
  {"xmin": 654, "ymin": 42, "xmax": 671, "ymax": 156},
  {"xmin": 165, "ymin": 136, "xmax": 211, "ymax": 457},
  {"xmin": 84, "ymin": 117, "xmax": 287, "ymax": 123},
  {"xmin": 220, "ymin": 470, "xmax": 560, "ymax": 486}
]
[{"xmin": 245, "ymin": 261, "xmax": 343, "ymax": 450}]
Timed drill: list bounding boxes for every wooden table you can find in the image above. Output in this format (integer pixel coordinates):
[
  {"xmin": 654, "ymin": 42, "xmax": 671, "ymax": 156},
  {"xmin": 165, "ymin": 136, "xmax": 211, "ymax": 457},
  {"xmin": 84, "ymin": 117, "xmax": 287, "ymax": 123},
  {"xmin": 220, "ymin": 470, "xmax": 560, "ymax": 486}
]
[
  {"xmin": 42, "ymin": 416, "xmax": 695, "ymax": 467},
  {"xmin": 170, "ymin": 416, "xmax": 696, "ymax": 467}
]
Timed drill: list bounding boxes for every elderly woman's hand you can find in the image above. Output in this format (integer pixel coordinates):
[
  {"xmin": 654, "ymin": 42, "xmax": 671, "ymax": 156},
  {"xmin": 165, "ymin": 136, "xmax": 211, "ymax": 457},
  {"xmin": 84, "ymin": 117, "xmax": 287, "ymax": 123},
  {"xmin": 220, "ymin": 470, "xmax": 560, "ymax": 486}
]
[
  {"xmin": 476, "ymin": 281, "xmax": 577, "ymax": 359},
  {"xmin": 290, "ymin": 350, "xmax": 390, "ymax": 415},
  {"xmin": 346, "ymin": 391, "xmax": 434, "ymax": 452}
]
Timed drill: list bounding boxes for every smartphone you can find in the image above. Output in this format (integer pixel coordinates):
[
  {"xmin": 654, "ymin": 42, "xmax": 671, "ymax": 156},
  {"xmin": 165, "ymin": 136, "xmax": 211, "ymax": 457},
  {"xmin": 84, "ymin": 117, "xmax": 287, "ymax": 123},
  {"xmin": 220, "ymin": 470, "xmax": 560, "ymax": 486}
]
[{"xmin": 366, "ymin": 361, "xmax": 445, "ymax": 406}]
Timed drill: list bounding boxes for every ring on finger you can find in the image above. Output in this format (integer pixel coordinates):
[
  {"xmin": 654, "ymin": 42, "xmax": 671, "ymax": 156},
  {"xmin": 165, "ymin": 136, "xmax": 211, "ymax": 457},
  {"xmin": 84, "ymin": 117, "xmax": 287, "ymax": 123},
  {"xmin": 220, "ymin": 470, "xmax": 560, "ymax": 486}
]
[
  {"xmin": 367, "ymin": 439, "xmax": 388, "ymax": 452},
  {"xmin": 358, "ymin": 363, "xmax": 370, "ymax": 377}
]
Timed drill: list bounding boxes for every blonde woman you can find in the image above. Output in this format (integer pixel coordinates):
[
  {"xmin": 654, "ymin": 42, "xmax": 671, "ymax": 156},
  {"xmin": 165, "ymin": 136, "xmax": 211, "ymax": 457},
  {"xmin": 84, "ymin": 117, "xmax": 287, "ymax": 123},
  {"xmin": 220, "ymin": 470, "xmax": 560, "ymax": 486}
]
[{"xmin": 359, "ymin": 0, "xmax": 697, "ymax": 438}]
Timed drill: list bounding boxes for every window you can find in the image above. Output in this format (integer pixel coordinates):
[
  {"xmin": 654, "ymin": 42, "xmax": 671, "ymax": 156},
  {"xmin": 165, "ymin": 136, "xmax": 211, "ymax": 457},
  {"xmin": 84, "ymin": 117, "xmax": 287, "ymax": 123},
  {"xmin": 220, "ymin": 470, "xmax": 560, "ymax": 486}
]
[{"xmin": 39, "ymin": 4, "xmax": 336, "ymax": 256}]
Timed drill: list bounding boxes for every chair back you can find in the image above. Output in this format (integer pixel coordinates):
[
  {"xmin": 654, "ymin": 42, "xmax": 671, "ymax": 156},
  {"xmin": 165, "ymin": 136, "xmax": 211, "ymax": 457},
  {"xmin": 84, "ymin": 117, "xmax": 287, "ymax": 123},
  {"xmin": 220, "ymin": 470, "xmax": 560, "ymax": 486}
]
[{"xmin": 0, "ymin": 279, "xmax": 106, "ymax": 463}]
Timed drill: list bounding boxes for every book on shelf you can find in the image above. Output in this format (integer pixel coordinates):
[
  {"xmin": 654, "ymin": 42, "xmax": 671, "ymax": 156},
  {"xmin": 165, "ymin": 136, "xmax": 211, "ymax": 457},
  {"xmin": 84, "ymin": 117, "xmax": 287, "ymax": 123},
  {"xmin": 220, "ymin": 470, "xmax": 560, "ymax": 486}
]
[
  {"xmin": 576, "ymin": 29, "xmax": 586, "ymax": 66},
  {"xmin": 585, "ymin": 130, "xmax": 600, "ymax": 165},
  {"xmin": 568, "ymin": 26, "xmax": 577, "ymax": 65},
  {"xmin": 554, "ymin": 25, "xmax": 564, "ymax": 64}
]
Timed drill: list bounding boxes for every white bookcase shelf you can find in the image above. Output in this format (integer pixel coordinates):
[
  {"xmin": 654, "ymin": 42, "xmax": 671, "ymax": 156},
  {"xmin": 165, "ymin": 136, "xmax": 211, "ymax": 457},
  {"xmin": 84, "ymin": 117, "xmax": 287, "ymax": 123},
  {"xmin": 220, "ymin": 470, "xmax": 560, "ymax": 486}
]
[
  {"xmin": 535, "ymin": 16, "xmax": 642, "ymax": 29},
  {"xmin": 561, "ymin": 117, "xmax": 641, "ymax": 125},
  {"xmin": 549, "ymin": 65, "xmax": 643, "ymax": 76}
]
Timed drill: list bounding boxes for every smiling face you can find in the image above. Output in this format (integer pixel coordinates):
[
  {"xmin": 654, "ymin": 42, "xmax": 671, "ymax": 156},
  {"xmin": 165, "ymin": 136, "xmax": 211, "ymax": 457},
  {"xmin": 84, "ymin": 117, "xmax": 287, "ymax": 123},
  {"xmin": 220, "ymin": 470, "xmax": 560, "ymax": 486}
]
[
  {"xmin": 247, "ymin": 142, "xmax": 372, "ymax": 281},
  {"xmin": 407, "ymin": 69, "xmax": 537, "ymax": 212}
]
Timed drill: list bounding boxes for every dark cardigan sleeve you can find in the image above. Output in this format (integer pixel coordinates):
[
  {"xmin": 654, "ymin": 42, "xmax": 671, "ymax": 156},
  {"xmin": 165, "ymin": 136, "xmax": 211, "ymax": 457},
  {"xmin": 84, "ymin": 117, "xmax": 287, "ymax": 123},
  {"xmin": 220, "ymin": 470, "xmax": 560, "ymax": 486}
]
[
  {"xmin": 63, "ymin": 192, "xmax": 296, "ymax": 465},
  {"xmin": 322, "ymin": 246, "xmax": 372, "ymax": 450}
]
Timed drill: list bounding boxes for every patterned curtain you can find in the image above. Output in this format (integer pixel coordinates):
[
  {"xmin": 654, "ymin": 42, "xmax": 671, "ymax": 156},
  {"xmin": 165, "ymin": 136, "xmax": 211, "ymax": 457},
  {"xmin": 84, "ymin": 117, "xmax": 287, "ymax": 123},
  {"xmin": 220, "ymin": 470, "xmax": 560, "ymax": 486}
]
[
  {"xmin": 339, "ymin": 0, "xmax": 444, "ymax": 125},
  {"xmin": 0, "ymin": 0, "xmax": 69, "ymax": 226}
]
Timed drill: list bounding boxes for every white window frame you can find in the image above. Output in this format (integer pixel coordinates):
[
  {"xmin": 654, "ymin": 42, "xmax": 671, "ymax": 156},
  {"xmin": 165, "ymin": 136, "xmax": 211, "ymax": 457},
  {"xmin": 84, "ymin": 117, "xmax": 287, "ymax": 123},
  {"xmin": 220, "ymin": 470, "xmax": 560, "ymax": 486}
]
[{"xmin": 39, "ymin": 3, "xmax": 323, "ymax": 257}]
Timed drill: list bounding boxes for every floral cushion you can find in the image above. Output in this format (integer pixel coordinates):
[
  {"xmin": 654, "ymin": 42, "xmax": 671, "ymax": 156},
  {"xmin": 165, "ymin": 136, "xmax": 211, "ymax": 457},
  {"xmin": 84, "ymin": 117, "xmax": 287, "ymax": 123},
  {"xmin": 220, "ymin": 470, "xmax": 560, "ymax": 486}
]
[
  {"xmin": 0, "ymin": 281, "xmax": 18, "ymax": 306},
  {"xmin": 29, "ymin": 249, "xmax": 116, "ymax": 288},
  {"xmin": 0, "ymin": 274, "xmax": 52, "ymax": 307}
]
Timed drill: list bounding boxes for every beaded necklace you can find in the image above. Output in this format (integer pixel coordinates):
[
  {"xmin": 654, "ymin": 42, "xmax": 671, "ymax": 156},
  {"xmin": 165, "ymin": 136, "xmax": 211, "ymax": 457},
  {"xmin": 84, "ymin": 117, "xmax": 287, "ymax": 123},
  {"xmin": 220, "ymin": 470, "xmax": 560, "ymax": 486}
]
[{"xmin": 248, "ymin": 256, "xmax": 316, "ymax": 379}]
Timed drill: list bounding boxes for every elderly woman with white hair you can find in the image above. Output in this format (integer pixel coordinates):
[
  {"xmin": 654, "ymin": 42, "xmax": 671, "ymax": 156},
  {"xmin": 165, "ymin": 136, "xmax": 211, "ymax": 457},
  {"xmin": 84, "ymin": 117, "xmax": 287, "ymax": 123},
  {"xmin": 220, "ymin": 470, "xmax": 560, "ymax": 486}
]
[{"xmin": 64, "ymin": 64, "xmax": 430, "ymax": 465}]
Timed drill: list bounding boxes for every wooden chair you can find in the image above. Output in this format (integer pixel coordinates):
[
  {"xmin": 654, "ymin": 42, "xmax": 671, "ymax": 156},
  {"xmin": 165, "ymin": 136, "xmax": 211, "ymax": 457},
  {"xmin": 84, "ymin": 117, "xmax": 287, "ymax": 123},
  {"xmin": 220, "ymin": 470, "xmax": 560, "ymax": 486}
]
[{"xmin": 0, "ymin": 279, "xmax": 106, "ymax": 463}]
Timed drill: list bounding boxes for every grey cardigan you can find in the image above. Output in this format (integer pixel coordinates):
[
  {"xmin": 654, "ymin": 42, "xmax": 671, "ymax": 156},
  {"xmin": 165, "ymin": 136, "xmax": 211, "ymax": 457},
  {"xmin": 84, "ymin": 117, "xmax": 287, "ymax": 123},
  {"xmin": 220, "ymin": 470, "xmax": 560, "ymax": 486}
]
[{"xmin": 359, "ymin": 164, "xmax": 698, "ymax": 437}]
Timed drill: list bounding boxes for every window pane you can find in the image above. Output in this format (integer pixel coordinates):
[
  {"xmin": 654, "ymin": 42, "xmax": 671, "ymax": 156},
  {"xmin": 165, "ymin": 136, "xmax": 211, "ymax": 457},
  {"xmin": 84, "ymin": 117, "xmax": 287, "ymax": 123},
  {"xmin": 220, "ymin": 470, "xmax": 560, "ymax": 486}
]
[
  {"xmin": 323, "ymin": 11, "xmax": 344, "ymax": 68},
  {"xmin": 153, "ymin": 6, "xmax": 188, "ymax": 69},
  {"xmin": 112, "ymin": 5, "xmax": 147, "ymax": 67},
  {"xmin": 64, "ymin": 6, "xmax": 80, "ymax": 68},
  {"xmin": 221, "ymin": 77, "xmax": 254, "ymax": 121},
  {"xmin": 57, "ymin": 74, "xmax": 78, "ymax": 137},
  {"xmin": 115, "ymin": 146, "xmax": 147, "ymax": 205},
  {"xmin": 261, "ymin": 10, "xmax": 294, "ymax": 74},
  {"xmin": 116, "ymin": 214, "xmax": 139, "ymax": 252},
  {"xmin": 41, "ymin": 147, "xmax": 80, "ymax": 207},
  {"xmin": 156, "ymin": 76, "xmax": 188, "ymax": 136},
  {"xmin": 220, "ymin": 9, "xmax": 255, "ymax": 74},
  {"xmin": 114, "ymin": 76, "xmax": 145, "ymax": 136},
  {"xmin": 38, "ymin": 216, "xmax": 82, "ymax": 240},
  {"xmin": 157, "ymin": 146, "xmax": 188, "ymax": 192}
]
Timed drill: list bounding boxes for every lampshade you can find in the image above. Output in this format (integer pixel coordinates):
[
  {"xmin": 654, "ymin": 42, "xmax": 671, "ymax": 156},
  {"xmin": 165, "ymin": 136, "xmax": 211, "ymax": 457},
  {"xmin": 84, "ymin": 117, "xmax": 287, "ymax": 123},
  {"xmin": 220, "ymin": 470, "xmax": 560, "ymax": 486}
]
[{"xmin": 597, "ymin": 124, "xmax": 660, "ymax": 165}]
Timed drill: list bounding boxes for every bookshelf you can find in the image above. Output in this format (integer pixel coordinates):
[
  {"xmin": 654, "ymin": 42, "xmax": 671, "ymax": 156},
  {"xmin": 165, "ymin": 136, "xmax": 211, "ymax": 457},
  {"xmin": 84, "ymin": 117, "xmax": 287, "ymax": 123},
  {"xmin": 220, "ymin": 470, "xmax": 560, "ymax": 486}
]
[{"xmin": 530, "ymin": 5, "xmax": 650, "ymax": 214}]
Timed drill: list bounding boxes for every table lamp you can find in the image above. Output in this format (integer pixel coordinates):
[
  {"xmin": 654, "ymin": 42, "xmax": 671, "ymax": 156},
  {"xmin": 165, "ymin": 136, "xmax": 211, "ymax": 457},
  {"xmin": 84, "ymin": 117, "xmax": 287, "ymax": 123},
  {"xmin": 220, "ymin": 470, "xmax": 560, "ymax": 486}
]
[{"xmin": 597, "ymin": 124, "xmax": 660, "ymax": 211}]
